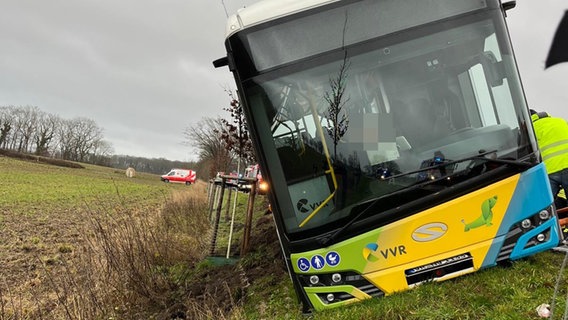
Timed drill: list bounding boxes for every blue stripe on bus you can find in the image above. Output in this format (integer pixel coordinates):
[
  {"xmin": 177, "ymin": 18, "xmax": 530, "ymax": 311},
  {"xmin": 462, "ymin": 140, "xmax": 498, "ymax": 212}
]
[
  {"xmin": 482, "ymin": 163, "xmax": 554, "ymax": 267},
  {"xmin": 509, "ymin": 217, "xmax": 560, "ymax": 259}
]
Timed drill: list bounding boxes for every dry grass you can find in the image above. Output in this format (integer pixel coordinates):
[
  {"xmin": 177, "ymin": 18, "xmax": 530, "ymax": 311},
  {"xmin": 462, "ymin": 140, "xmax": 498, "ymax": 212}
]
[
  {"xmin": 0, "ymin": 175, "xmax": 214, "ymax": 319},
  {"xmin": 0, "ymin": 156, "xmax": 281, "ymax": 319},
  {"xmin": 61, "ymin": 184, "xmax": 211, "ymax": 320}
]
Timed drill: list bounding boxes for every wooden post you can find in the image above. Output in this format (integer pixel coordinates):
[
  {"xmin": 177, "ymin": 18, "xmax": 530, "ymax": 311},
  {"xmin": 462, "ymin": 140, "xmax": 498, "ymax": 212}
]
[
  {"xmin": 224, "ymin": 185, "xmax": 233, "ymax": 222},
  {"xmin": 207, "ymin": 180, "xmax": 216, "ymax": 220},
  {"xmin": 241, "ymin": 180, "xmax": 257, "ymax": 256},
  {"xmin": 209, "ymin": 179, "xmax": 226, "ymax": 256},
  {"xmin": 207, "ymin": 179, "xmax": 213, "ymax": 202}
]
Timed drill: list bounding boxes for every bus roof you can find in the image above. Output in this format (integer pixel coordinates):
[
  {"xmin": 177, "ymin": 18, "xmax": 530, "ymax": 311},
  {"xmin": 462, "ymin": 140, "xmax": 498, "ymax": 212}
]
[{"xmin": 225, "ymin": 0, "xmax": 339, "ymax": 38}]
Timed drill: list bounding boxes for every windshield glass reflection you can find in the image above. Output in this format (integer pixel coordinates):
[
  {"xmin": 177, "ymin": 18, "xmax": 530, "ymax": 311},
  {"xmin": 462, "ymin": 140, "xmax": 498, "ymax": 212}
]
[{"xmin": 248, "ymin": 18, "xmax": 531, "ymax": 233}]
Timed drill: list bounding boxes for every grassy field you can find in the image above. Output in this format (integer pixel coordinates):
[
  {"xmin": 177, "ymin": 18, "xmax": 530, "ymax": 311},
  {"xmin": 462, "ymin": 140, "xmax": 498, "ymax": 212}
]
[
  {"xmin": 3, "ymin": 154, "xmax": 568, "ymax": 319},
  {"xmin": 0, "ymin": 155, "xmax": 214, "ymax": 318},
  {"xmin": 0, "ymin": 156, "xmax": 167, "ymax": 210},
  {"xmin": 0, "ymin": 154, "xmax": 279, "ymax": 319}
]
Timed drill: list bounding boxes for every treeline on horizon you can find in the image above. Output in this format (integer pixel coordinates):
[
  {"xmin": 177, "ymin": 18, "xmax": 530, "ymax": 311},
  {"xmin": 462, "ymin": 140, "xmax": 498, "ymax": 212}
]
[
  {"xmin": 0, "ymin": 105, "xmax": 200, "ymax": 176},
  {"xmin": 110, "ymin": 154, "xmax": 197, "ymax": 176},
  {"xmin": 0, "ymin": 105, "xmax": 111, "ymax": 163}
]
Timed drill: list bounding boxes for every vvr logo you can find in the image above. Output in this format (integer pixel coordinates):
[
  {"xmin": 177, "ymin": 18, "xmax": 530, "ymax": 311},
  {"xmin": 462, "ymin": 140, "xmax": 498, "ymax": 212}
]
[
  {"xmin": 296, "ymin": 198, "xmax": 328, "ymax": 214},
  {"xmin": 363, "ymin": 243, "xmax": 407, "ymax": 262}
]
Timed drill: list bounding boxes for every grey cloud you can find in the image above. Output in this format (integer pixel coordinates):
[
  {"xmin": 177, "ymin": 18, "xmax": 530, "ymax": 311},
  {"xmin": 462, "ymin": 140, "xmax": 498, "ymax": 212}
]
[{"xmin": 0, "ymin": 0, "xmax": 566, "ymax": 161}]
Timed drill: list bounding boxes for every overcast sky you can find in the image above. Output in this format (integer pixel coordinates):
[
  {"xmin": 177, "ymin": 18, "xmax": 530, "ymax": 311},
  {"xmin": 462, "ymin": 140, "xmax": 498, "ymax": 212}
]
[{"xmin": 0, "ymin": 1, "xmax": 566, "ymax": 162}]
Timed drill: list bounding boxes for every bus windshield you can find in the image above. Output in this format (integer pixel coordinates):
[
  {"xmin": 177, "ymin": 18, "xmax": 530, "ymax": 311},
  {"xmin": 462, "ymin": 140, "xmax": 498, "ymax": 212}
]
[{"xmin": 237, "ymin": 2, "xmax": 535, "ymax": 234}]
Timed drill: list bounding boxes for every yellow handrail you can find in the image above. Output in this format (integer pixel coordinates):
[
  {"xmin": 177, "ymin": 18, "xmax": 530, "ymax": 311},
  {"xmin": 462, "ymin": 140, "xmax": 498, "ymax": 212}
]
[{"xmin": 298, "ymin": 97, "xmax": 338, "ymax": 228}]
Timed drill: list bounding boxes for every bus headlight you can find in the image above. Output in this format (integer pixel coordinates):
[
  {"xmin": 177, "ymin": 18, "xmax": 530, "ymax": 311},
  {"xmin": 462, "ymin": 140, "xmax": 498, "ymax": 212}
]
[
  {"xmin": 258, "ymin": 181, "xmax": 269, "ymax": 193},
  {"xmin": 309, "ymin": 275, "xmax": 320, "ymax": 285},
  {"xmin": 326, "ymin": 293, "xmax": 335, "ymax": 302}
]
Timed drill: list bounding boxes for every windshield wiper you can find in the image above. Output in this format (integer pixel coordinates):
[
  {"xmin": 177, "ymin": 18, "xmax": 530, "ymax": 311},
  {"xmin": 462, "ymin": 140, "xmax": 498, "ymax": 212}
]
[
  {"xmin": 469, "ymin": 156, "xmax": 533, "ymax": 171},
  {"xmin": 384, "ymin": 149, "xmax": 532, "ymax": 183},
  {"xmin": 381, "ymin": 149, "xmax": 497, "ymax": 182},
  {"xmin": 319, "ymin": 150, "xmax": 534, "ymax": 247}
]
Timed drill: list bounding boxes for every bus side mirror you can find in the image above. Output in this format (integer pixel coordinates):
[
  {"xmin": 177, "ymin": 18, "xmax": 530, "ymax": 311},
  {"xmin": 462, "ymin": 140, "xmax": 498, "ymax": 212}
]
[
  {"xmin": 213, "ymin": 57, "xmax": 228, "ymax": 68},
  {"xmin": 502, "ymin": 1, "xmax": 516, "ymax": 12},
  {"xmin": 501, "ymin": 1, "xmax": 516, "ymax": 17}
]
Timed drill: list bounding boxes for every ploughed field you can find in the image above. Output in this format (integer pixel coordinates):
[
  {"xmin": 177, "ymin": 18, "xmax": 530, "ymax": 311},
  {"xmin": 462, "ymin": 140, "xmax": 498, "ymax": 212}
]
[{"xmin": 0, "ymin": 155, "xmax": 171, "ymax": 317}]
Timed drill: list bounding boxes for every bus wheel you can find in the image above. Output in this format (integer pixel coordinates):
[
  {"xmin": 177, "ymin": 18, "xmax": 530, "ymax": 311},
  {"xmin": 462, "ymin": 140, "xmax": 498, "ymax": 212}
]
[
  {"xmin": 185, "ymin": 181, "xmax": 191, "ymax": 185},
  {"xmin": 164, "ymin": 179, "xmax": 169, "ymax": 183}
]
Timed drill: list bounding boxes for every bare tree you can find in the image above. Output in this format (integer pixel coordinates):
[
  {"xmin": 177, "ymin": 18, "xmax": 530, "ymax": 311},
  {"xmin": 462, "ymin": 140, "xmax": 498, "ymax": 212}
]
[
  {"xmin": 0, "ymin": 106, "xmax": 14, "ymax": 149},
  {"xmin": 218, "ymin": 90, "xmax": 256, "ymax": 165},
  {"xmin": 88, "ymin": 139, "xmax": 114, "ymax": 165},
  {"xmin": 56, "ymin": 117, "xmax": 106, "ymax": 162},
  {"xmin": 324, "ymin": 13, "xmax": 350, "ymax": 160},
  {"xmin": 10, "ymin": 105, "xmax": 39, "ymax": 152},
  {"xmin": 34, "ymin": 111, "xmax": 60, "ymax": 156},
  {"xmin": 0, "ymin": 105, "xmax": 112, "ymax": 163},
  {"xmin": 74, "ymin": 118, "xmax": 104, "ymax": 162},
  {"xmin": 183, "ymin": 117, "xmax": 234, "ymax": 178},
  {"xmin": 324, "ymin": 52, "xmax": 350, "ymax": 160},
  {"xmin": 56, "ymin": 118, "xmax": 76, "ymax": 160}
]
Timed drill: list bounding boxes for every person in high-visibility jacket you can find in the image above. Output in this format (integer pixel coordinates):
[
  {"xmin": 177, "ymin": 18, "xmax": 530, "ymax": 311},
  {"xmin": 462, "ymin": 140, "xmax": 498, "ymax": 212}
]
[
  {"xmin": 531, "ymin": 109, "xmax": 568, "ymax": 209},
  {"xmin": 559, "ymin": 189, "xmax": 567, "ymax": 209}
]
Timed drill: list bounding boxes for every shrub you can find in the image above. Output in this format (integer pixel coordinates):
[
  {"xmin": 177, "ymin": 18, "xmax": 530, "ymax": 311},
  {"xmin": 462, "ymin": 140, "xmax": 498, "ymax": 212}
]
[{"xmin": 36, "ymin": 185, "xmax": 211, "ymax": 319}]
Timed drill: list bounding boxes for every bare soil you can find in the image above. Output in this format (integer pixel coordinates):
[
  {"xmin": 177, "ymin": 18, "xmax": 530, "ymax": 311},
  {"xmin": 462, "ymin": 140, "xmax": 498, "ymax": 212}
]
[
  {"xmin": 180, "ymin": 213, "xmax": 287, "ymax": 318},
  {"xmin": 0, "ymin": 152, "xmax": 288, "ymax": 319},
  {"xmin": 0, "ymin": 205, "xmax": 91, "ymax": 316}
]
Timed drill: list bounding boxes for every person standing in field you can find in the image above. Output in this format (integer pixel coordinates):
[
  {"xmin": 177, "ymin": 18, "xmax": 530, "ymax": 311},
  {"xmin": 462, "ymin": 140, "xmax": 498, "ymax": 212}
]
[{"xmin": 530, "ymin": 109, "xmax": 568, "ymax": 209}]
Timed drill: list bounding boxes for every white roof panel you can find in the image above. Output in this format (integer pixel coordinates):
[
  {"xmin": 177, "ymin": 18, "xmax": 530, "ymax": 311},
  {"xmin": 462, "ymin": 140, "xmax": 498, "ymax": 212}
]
[{"xmin": 225, "ymin": 0, "xmax": 340, "ymax": 38}]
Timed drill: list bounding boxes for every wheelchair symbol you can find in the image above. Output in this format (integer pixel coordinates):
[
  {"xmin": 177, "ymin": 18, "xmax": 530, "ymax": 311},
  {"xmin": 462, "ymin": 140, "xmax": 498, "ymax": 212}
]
[{"xmin": 297, "ymin": 257, "xmax": 310, "ymax": 272}]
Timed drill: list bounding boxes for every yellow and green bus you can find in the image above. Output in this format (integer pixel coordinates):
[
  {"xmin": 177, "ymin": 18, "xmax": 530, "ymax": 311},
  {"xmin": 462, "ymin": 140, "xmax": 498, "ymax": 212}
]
[{"xmin": 214, "ymin": 0, "xmax": 562, "ymax": 313}]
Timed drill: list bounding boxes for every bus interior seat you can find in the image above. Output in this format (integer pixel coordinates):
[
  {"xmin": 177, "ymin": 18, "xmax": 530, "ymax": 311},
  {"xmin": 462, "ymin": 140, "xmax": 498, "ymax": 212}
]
[
  {"xmin": 277, "ymin": 144, "xmax": 327, "ymax": 183},
  {"xmin": 393, "ymin": 98, "xmax": 439, "ymax": 147},
  {"xmin": 432, "ymin": 89, "xmax": 467, "ymax": 132}
]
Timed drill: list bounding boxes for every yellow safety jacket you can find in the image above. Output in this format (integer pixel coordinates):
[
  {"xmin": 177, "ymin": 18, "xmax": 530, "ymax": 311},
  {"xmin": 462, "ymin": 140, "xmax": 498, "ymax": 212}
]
[{"xmin": 531, "ymin": 112, "xmax": 568, "ymax": 174}]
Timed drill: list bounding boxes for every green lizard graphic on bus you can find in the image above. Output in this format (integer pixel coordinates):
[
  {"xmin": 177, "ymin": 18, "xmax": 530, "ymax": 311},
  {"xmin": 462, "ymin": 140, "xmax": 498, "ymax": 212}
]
[{"xmin": 462, "ymin": 196, "xmax": 498, "ymax": 232}]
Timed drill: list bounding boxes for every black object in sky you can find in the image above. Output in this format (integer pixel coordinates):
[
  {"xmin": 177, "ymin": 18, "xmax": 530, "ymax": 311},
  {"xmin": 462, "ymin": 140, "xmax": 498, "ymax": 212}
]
[{"xmin": 546, "ymin": 10, "xmax": 568, "ymax": 69}]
